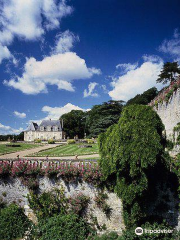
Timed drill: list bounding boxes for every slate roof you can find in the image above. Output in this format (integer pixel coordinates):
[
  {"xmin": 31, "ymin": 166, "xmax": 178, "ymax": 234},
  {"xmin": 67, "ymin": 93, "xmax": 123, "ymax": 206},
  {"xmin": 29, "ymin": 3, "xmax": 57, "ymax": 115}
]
[
  {"xmin": 25, "ymin": 120, "xmax": 62, "ymax": 132},
  {"xmin": 39, "ymin": 120, "xmax": 62, "ymax": 130},
  {"xmin": 26, "ymin": 122, "xmax": 39, "ymax": 131}
]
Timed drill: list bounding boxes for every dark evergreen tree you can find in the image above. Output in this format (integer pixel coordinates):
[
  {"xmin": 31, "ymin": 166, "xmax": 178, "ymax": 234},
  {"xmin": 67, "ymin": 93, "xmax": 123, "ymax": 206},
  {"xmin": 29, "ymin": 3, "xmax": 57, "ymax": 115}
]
[
  {"xmin": 61, "ymin": 110, "xmax": 86, "ymax": 139},
  {"xmin": 85, "ymin": 100, "xmax": 124, "ymax": 138},
  {"xmin": 156, "ymin": 62, "xmax": 180, "ymax": 84}
]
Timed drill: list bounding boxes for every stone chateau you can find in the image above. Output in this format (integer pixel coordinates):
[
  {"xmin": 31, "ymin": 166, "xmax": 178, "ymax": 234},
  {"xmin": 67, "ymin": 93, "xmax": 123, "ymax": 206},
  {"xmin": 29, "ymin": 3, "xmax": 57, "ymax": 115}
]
[{"xmin": 24, "ymin": 119, "xmax": 65, "ymax": 142}]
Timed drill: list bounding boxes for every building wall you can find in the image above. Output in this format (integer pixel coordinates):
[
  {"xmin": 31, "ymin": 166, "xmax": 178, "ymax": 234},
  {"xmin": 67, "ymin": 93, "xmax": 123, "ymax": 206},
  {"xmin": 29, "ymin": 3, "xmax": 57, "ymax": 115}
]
[
  {"xmin": 154, "ymin": 89, "xmax": 180, "ymax": 140},
  {"xmin": 24, "ymin": 130, "xmax": 65, "ymax": 142}
]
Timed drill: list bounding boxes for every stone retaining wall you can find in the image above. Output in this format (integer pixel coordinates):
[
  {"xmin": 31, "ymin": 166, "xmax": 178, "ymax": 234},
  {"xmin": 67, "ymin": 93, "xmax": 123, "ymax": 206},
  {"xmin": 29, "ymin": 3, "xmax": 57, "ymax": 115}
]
[{"xmin": 0, "ymin": 176, "xmax": 125, "ymax": 234}]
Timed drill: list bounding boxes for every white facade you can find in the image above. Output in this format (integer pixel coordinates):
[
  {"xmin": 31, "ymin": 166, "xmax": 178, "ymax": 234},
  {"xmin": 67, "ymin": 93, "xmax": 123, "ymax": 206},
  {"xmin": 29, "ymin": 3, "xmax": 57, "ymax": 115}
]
[{"xmin": 24, "ymin": 120, "xmax": 65, "ymax": 142}]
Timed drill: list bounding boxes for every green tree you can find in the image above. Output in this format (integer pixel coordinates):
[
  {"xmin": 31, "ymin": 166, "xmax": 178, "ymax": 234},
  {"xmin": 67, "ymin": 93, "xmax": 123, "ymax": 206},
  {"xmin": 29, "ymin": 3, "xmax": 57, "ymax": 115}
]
[
  {"xmin": 61, "ymin": 110, "xmax": 86, "ymax": 139},
  {"xmin": 156, "ymin": 62, "xmax": 180, "ymax": 84},
  {"xmin": 85, "ymin": 100, "xmax": 124, "ymax": 138},
  {"xmin": 98, "ymin": 105, "xmax": 172, "ymax": 228},
  {"xmin": 126, "ymin": 87, "xmax": 158, "ymax": 106}
]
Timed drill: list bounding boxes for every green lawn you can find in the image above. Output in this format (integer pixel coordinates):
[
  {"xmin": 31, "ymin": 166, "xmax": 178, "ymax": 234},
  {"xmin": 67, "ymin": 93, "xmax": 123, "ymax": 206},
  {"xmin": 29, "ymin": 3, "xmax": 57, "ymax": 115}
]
[
  {"xmin": 0, "ymin": 143, "xmax": 40, "ymax": 155},
  {"xmin": 28, "ymin": 143, "xmax": 99, "ymax": 157}
]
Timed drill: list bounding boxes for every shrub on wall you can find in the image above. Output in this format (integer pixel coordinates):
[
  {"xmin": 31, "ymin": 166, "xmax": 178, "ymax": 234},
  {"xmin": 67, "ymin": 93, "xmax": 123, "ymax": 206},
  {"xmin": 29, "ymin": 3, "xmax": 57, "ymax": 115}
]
[
  {"xmin": 28, "ymin": 188, "xmax": 67, "ymax": 220},
  {"xmin": 69, "ymin": 193, "xmax": 90, "ymax": 216},
  {"xmin": 98, "ymin": 105, "xmax": 171, "ymax": 228},
  {"xmin": 0, "ymin": 203, "xmax": 31, "ymax": 240},
  {"xmin": 0, "ymin": 161, "xmax": 11, "ymax": 177}
]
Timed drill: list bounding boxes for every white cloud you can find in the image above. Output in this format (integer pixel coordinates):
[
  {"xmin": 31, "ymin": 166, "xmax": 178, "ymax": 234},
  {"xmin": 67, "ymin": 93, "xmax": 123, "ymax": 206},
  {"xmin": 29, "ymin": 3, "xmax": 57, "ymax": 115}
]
[
  {"xmin": 142, "ymin": 54, "xmax": 163, "ymax": 63},
  {"xmin": 0, "ymin": 122, "xmax": 23, "ymax": 135},
  {"xmin": 83, "ymin": 82, "xmax": 99, "ymax": 98},
  {"xmin": 14, "ymin": 111, "xmax": 26, "ymax": 119},
  {"xmin": 0, "ymin": 44, "xmax": 12, "ymax": 64},
  {"xmin": 109, "ymin": 57, "xmax": 164, "ymax": 101},
  {"xmin": 0, "ymin": 0, "xmax": 73, "ymax": 43},
  {"xmin": 42, "ymin": 103, "xmax": 87, "ymax": 119},
  {"xmin": 4, "ymin": 52, "xmax": 101, "ymax": 94},
  {"xmin": 52, "ymin": 30, "xmax": 79, "ymax": 54},
  {"xmin": 159, "ymin": 29, "xmax": 180, "ymax": 61},
  {"xmin": 116, "ymin": 63, "xmax": 138, "ymax": 73}
]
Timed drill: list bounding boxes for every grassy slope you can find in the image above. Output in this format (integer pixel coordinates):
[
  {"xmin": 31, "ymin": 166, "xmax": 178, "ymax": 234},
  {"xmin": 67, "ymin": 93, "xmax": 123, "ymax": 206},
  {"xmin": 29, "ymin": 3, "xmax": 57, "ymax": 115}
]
[
  {"xmin": 0, "ymin": 143, "xmax": 40, "ymax": 155},
  {"xmin": 29, "ymin": 143, "xmax": 99, "ymax": 157}
]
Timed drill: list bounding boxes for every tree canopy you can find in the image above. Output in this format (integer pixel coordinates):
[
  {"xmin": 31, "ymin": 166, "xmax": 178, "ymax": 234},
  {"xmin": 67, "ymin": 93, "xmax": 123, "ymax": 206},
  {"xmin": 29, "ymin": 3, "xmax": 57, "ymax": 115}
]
[
  {"xmin": 85, "ymin": 100, "xmax": 124, "ymax": 138},
  {"xmin": 61, "ymin": 110, "xmax": 86, "ymax": 139},
  {"xmin": 156, "ymin": 62, "xmax": 180, "ymax": 84},
  {"xmin": 126, "ymin": 87, "xmax": 158, "ymax": 105}
]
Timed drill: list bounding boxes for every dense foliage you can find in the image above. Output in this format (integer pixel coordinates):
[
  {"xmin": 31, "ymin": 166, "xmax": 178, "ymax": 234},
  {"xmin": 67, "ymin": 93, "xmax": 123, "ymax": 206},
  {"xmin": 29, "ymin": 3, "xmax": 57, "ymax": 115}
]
[
  {"xmin": 0, "ymin": 132, "xmax": 24, "ymax": 141},
  {"xmin": 61, "ymin": 110, "xmax": 86, "ymax": 138},
  {"xmin": 98, "ymin": 105, "xmax": 172, "ymax": 227},
  {"xmin": 126, "ymin": 87, "xmax": 158, "ymax": 106},
  {"xmin": 35, "ymin": 214, "xmax": 94, "ymax": 240},
  {"xmin": 156, "ymin": 62, "xmax": 180, "ymax": 84},
  {"xmin": 85, "ymin": 100, "xmax": 124, "ymax": 138},
  {"xmin": 0, "ymin": 203, "xmax": 31, "ymax": 240}
]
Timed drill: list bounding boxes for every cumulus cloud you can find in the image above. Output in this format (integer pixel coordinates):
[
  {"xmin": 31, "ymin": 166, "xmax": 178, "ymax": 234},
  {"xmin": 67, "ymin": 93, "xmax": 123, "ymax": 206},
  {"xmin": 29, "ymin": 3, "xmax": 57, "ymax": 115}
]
[
  {"xmin": 116, "ymin": 62, "xmax": 138, "ymax": 73},
  {"xmin": 52, "ymin": 30, "xmax": 79, "ymax": 54},
  {"xmin": 0, "ymin": 44, "xmax": 12, "ymax": 64},
  {"xmin": 0, "ymin": 122, "xmax": 23, "ymax": 135},
  {"xmin": 14, "ymin": 111, "xmax": 26, "ymax": 119},
  {"xmin": 83, "ymin": 82, "xmax": 99, "ymax": 98},
  {"xmin": 159, "ymin": 29, "xmax": 180, "ymax": 61},
  {"xmin": 109, "ymin": 56, "xmax": 164, "ymax": 101},
  {"xmin": 42, "ymin": 103, "xmax": 87, "ymax": 119},
  {"xmin": 4, "ymin": 52, "xmax": 101, "ymax": 94},
  {"xmin": 0, "ymin": 0, "xmax": 73, "ymax": 43}
]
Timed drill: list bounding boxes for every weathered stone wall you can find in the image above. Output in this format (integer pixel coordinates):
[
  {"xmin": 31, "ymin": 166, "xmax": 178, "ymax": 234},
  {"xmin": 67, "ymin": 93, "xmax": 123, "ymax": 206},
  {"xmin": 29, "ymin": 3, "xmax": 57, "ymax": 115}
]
[
  {"xmin": 154, "ymin": 89, "xmax": 180, "ymax": 140},
  {"xmin": 0, "ymin": 177, "xmax": 125, "ymax": 234}
]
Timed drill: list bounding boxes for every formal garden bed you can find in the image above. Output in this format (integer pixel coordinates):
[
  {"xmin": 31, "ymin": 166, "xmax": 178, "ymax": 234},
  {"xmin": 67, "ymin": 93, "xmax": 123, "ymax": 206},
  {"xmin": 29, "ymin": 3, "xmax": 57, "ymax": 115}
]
[{"xmin": 27, "ymin": 143, "xmax": 99, "ymax": 157}]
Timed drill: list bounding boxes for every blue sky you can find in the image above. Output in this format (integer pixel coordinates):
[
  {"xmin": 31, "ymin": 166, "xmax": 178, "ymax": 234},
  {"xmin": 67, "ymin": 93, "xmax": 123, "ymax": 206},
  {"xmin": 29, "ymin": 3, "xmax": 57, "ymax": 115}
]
[{"xmin": 0, "ymin": 0, "xmax": 180, "ymax": 134}]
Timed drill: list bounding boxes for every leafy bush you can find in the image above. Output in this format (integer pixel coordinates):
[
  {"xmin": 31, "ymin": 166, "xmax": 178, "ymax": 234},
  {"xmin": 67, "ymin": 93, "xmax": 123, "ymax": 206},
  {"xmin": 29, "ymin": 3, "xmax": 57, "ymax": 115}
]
[
  {"xmin": 33, "ymin": 214, "xmax": 94, "ymax": 240},
  {"xmin": 98, "ymin": 105, "xmax": 171, "ymax": 228},
  {"xmin": 48, "ymin": 139, "xmax": 55, "ymax": 144},
  {"xmin": 69, "ymin": 193, "xmax": 90, "ymax": 216},
  {"xmin": 67, "ymin": 139, "xmax": 76, "ymax": 144},
  {"xmin": 0, "ymin": 161, "xmax": 11, "ymax": 177},
  {"xmin": 0, "ymin": 203, "xmax": 31, "ymax": 240},
  {"xmin": 28, "ymin": 188, "xmax": 67, "ymax": 220},
  {"xmin": 34, "ymin": 139, "xmax": 41, "ymax": 143},
  {"xmin": 87, "ymin": 139, "xmax": 95, "ymax": 144},
  {"xmin": 94, "ymin": 192, "xmax": 111, "ymax": 214}
]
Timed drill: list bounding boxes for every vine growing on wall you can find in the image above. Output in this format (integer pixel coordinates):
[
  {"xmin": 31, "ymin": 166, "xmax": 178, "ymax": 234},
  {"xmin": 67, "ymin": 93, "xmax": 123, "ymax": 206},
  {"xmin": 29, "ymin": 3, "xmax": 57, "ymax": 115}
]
[{"xmin": 98, "ymin": 104, "xmax": 172, "ymax": 228}]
